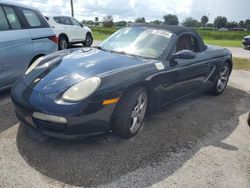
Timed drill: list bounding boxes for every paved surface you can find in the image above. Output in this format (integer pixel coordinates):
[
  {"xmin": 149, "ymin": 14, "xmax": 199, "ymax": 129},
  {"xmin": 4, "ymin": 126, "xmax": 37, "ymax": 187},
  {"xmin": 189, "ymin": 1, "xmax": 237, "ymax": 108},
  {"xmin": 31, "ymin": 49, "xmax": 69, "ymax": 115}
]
[
  {"xmin": 0, "ymin": 70, "xmax": 250, "ymax": 188},
  {"xmin": 226, "ymin": 47, "xmax": 250, "ymax": 59}
]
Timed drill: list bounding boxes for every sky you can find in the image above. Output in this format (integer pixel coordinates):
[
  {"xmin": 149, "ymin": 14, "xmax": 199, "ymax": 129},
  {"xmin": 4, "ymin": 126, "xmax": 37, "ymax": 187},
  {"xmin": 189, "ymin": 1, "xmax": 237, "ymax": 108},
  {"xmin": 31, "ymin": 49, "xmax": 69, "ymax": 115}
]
[{"xmin": 7, "ymin": 0, "xmax": 250, "ymax": 23}]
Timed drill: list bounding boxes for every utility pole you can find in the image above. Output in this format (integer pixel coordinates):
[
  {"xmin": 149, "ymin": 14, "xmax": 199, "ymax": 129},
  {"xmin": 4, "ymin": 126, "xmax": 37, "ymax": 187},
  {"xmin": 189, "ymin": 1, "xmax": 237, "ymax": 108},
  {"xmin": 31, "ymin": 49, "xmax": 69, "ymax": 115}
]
[{"xmin": 70, "ymin": 0, "xmax": 74, "ymax": 17}]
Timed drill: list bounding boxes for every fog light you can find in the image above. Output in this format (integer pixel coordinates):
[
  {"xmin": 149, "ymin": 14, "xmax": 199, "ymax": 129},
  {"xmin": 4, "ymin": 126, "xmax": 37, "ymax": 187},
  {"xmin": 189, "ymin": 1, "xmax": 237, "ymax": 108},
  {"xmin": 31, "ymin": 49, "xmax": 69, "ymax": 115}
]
[{"xmin": 33, "ymin": 112, "xmax": 67, "ymax": 124}]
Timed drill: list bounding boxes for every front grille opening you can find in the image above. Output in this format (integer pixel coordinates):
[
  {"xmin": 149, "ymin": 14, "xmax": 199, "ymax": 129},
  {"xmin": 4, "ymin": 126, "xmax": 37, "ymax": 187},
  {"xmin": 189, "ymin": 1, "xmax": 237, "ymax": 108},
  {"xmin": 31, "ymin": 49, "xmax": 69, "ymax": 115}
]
[{"xmin": 33, "ymin": 118, "xmax": 67, "ymax": 133}]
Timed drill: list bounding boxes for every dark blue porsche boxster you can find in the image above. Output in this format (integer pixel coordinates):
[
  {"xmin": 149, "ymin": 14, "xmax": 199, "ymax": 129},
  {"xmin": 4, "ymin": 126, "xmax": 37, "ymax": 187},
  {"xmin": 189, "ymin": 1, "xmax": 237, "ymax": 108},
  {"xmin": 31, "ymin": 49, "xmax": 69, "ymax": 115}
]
[{"xmin": 12, "ymin": 25, "xmax": 232, "ymax": 139}]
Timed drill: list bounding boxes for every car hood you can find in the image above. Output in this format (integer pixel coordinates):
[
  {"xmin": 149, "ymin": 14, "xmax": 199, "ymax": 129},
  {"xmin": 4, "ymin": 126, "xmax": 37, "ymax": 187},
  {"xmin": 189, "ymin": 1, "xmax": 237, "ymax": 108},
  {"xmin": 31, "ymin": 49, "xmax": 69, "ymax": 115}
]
[{"xmin": 23, "ymin": 48, "xmax": 146, "ymax": 94}]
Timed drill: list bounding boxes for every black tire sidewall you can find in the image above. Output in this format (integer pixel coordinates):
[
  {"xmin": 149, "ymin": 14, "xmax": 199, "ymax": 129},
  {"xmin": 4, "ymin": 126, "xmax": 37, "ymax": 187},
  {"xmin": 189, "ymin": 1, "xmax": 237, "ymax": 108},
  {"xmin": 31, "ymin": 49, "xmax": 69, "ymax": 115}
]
[
  {"xmin": 112, "ymin": 87, "xmax": 148, "ymax": 139},
  {"xmin": 59, "ymin": 37, "xmax": 68, "ymax": 50},
  {"xmin": 83, "ymin": 33, "xmax": 93, "ymax": 47}
]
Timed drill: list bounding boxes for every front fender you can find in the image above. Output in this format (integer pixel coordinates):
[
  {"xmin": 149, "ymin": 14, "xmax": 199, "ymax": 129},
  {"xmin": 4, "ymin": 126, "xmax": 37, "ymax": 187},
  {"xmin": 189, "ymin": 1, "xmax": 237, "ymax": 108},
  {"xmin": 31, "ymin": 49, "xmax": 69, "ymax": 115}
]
[{"xmin": 89, "ymin": 62, "xmax": 161, "ymax": 106}]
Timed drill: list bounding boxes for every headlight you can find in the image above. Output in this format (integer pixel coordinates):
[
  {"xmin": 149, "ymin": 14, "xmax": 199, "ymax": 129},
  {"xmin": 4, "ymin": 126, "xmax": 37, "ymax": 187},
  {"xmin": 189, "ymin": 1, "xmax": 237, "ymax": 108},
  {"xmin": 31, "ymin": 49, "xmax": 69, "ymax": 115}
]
[
  {"xmin": 62, "ymin": 77, "xmax": 101, "ymax": 102},
  {"xmin": 25, "ymin": 57, "xmax": 44, "ymax": 75}
]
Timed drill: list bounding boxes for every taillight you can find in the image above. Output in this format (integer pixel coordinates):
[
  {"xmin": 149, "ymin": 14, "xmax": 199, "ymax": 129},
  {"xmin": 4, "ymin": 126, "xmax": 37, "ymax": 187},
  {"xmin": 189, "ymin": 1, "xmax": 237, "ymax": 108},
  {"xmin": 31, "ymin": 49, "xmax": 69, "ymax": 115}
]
[{"xmin": 48, "ymin": 36, "xmax": 58, "ymax": 44}]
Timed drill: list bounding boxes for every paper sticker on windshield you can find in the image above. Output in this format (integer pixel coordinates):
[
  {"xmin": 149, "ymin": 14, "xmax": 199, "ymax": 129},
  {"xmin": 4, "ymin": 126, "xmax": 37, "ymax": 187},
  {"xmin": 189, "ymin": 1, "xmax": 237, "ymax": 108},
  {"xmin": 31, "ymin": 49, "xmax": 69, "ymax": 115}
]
[{"xmin": 152, "ymin": 30, "xmax": 172, "ymax": 38}]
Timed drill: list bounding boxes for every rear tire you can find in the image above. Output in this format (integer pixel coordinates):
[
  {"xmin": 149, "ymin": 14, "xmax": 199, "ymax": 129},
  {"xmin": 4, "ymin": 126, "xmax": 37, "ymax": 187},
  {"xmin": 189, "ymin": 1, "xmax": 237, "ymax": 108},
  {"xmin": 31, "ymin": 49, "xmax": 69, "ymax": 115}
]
[
  {"xmin": 210, "ymin": 63, "xmax": 231, "ymax": 95},
  {"xmin": 112, "ymin": 87, "xmax": 148, "ymax": 139},
  {"xmin": 58, "ymin": 36, "xmax": 68, "ymax": 50}
]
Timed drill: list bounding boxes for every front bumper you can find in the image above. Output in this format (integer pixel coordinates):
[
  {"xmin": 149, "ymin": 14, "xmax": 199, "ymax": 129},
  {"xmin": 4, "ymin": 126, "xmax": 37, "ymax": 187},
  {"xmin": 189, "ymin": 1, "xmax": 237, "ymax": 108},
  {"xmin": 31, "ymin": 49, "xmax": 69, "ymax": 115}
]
[
  {"xmin": 242, "ymin": 41, "xmax": 250, "ymax": 49},
  {"xmin": 11, "ymin": 80, "xmax": 116, "ymax": 139}
]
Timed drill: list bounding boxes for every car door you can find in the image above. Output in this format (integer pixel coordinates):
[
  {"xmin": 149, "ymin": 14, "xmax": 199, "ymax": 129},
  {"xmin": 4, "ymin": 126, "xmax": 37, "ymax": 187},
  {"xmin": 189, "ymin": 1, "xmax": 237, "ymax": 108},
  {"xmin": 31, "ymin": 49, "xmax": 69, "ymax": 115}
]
[
  {"xmin": 70, "ymin": 17, "xmax": 85, "ymax": 41},
  {"xmin": 158, "ymin": 33, "xmax": 211, "ymax": 104},
  {"xmin": 0, "ymin": 5, "xmax": 32, "ymax": 89},
  {"xmin": 60, "ymin": 16, "xmax": 76, "ymax": 42}
]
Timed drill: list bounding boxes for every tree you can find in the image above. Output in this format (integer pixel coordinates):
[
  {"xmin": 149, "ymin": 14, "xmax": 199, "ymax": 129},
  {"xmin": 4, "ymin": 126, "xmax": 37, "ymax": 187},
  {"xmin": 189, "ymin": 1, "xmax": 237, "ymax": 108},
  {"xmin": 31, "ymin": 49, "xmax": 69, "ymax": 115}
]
[
  {"xmin": 214, "ymin": 16, "xmax": 227, "ymax": 29},
  {"xmin": 245, "ymin": 19, "xmax": 250, "ymax": 30},
  {"xmin": 201, "ymin": 15, "xmax": 209, "ymax": 27},
  {"xmin": 182, "ymin": 17, "xmax": 199, "ymax": 27},
  {"xmin": 103, "ymin": 15, "xmax": 113, "ymax": 27},
  {"xmin": 226, "ymin": 21, "xmax": 238, "ymax": 29},
  {"xmin": 150, "ymin": 20, "xmax": 162, "ymax": 25},
  {"xmin": 239, "ymin": 20, "xmax": 245, "ymax": 28},
  {"xmin": 135, "ymin": 17, "xmax": 146, "ymax": 23},
  {"xmin": 163, "ymin": 14, "xmax": 179, "ymax": 25}
]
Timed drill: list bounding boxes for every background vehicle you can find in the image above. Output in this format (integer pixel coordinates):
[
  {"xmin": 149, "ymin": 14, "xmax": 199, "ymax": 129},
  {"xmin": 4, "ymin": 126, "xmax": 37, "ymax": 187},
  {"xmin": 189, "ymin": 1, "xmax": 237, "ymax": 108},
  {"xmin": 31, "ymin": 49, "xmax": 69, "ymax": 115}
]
[
  {"xmin": 12, "ymin": 25, "xmax": 232, "ymax": 139},
  {"xmin": 242, "ymin": 35, "xmax": 250, "ymax": 49},
  {"xmin": 0, "ymin": 1, "xmax": 58, "ymax": 91},
  {"xmin": 46, "ymin": 16, "xmax": 93, "ymax": 50}
]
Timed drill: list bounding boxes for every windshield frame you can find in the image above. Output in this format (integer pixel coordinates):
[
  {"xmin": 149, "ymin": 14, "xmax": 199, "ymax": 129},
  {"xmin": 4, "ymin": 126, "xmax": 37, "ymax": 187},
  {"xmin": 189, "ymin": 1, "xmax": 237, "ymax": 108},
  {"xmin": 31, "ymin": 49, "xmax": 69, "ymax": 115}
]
[{"xmin": 99, "ymin": 26, "xmax": 175, "ymax": 60}]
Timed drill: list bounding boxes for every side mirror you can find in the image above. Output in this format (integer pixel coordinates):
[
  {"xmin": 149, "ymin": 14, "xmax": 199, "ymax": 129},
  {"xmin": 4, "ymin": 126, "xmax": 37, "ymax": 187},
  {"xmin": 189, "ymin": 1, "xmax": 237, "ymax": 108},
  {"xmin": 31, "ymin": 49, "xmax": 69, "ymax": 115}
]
[
  {"xmin": 172, "ymin": 50, "xmax": 196, "ymax": 60},
  {"xmin": 80, "ymin": 23, "xmax": 84, "ymax": 28}
]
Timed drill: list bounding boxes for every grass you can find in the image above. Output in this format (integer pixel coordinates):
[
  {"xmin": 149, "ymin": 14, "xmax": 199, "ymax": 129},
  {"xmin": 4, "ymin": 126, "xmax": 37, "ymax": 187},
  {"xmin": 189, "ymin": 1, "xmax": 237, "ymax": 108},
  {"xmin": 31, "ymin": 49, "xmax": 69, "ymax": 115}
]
[
  {"xmin": 90, "ymin": 26, "xmax": 249, "ymax": 47},
  {"xmin": 91, "ymin": 26, "xmax": 118, "ymax": 41},
  {"xmin": 196, "ymin": 29, "xmax": 249, "ymax": 40},
  {"xmin": 204, "ymin": 39, "xmax": 241, "ymax": 47},
  {"xmin": 92, "ymin": 31, "xmax": 110, "ymax": 41},
  {"xmin": 233, "ymin": 57, "xmax": 250, "ymax": 70}
]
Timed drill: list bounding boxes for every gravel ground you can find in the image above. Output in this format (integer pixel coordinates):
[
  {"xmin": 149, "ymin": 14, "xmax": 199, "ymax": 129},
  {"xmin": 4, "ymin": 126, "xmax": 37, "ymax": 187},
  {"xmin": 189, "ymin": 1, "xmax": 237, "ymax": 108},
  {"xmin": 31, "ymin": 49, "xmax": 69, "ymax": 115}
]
[{"xmin": 0, "ymin": 70, "xmax": 250, "ymax": 188}]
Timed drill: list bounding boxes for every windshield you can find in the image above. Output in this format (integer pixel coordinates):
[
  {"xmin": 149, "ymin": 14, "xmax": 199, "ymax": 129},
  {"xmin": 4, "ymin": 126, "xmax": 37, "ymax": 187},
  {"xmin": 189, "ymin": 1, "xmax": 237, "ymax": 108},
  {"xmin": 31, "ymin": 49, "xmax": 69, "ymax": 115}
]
[{"xmin": 99, "ymin": 26, "xmax": 173, "ymax": 59}]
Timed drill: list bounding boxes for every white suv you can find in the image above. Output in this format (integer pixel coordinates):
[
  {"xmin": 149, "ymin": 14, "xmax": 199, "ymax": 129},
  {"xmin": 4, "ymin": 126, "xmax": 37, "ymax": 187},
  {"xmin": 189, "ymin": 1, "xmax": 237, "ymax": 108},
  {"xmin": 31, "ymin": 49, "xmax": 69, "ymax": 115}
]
[{"xmin": 46, "ymin": 16, "xmax": 93, "ymax": 50}]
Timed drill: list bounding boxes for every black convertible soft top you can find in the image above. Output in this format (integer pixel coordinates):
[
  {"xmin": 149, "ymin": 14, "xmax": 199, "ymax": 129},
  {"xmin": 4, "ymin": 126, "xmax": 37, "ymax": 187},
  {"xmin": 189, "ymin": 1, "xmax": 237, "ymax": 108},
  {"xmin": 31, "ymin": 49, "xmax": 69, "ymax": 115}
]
[
  {"xmin": 131, "ymin": 23, "xmax": 192, "ymax": 36},
  {"xmin": 131, "ymin": 24, "xmax": 207, "ymax": 51}
]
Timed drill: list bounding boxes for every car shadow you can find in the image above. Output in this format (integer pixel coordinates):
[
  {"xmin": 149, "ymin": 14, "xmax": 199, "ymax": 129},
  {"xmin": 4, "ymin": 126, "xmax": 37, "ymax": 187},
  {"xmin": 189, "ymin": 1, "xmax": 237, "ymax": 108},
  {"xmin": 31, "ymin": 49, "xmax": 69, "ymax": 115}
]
[
  {"xmin": 0, "ymin": 90, "xmax": 19, "ymax": 133},
  {"xmin": 15, "ymin": 86, "xmax": 250, "ymax": 187}
]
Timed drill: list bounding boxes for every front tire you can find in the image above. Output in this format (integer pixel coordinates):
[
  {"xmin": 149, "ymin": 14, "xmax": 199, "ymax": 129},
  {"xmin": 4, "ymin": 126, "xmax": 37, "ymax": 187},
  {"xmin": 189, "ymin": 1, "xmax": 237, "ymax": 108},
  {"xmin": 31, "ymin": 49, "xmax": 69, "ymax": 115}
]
[
  {"xmin": 112, "ymin": 87, "xmax": 148, "ymax": 139},
  {"xmin": 83, "ymin": 33, "xmax": 93, "ymax": 47},
  {"xmin": 210, "ymin": 63, "xmax": 231, "ymax": 95}
]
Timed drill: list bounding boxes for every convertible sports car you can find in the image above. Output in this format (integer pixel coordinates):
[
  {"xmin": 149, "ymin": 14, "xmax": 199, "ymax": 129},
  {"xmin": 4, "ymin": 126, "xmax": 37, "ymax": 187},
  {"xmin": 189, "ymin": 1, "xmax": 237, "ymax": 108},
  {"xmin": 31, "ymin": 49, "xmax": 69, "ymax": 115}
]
[{"xmin": 11, "ymin": 25, "xmax": 233, "ymax": 139}]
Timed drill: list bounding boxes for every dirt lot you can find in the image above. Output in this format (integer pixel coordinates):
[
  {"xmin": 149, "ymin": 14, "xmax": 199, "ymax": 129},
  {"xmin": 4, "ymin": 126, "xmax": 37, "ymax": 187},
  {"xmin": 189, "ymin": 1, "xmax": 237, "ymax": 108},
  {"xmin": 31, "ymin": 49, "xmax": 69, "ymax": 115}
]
[{"xmin": 0, "ymin": 70, "xmax": 250, "ymax": 188}]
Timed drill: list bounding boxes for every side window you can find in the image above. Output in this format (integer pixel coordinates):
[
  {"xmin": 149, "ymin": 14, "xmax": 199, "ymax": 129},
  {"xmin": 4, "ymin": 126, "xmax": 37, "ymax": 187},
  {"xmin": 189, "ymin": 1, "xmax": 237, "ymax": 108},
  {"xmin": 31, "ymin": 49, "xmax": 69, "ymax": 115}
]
[
  {"xmin": 53, "ymin": 16, "xmax": 61, "ymax": 23},
  {"xmin": 70, "ymin": 17, "xmax": 81, "ymax": 26},
  {"xmin": 3, "ymin": 6, "xmax": 21, "ymax": 29},
  {"xmin": 176, "ymin": 34, "xmax": 200, "ymax": 53},
  {"xmin": 22, "ymin": 9, "xmax": 41, "ymax": 27},
  {"xmin": 0, "ymin": 6, "xmax": 9, "ymax": 30},
  {"xmin": 60, "ymin": 17, "xmax": 72, "ymax": 25}
]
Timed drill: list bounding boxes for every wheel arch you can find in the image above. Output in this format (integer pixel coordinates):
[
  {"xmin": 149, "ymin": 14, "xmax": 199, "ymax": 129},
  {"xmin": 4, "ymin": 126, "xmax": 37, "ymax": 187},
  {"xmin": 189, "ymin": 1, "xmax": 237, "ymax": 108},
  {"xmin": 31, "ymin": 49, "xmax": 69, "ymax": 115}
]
[
  {"xmin": 225, "ymin": 58, "xmax": 233, "ymax": 74},
  {"xmin": 86, "ymin": 31, "xmax": 92, "ymax": 37},
  {"xmin": 120, "ymin": 81, "xmax": 160, "ymax": 113},
  {"xmin": 58, "ymin": 33, "xmax": 69, "ymax": 42}
]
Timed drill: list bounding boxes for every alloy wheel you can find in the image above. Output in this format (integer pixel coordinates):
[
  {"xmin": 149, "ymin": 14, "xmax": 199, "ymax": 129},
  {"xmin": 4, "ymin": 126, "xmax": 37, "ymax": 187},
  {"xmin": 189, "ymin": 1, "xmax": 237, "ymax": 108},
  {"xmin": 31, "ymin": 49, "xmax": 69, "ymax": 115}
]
[
  {"xmin": 130, "ymin": 92, "xmax": 147, "ymax": 133},
  {"xmin": 217, "ymin": 65, "xmax": 229, "ymax": 92},
  {"xmin": 60, "ymin": 39, "xmax": 67, "ymax": 50},
  {"xmin": 85, "ymin": 34, "xmax": 92, "ymax": 46}
]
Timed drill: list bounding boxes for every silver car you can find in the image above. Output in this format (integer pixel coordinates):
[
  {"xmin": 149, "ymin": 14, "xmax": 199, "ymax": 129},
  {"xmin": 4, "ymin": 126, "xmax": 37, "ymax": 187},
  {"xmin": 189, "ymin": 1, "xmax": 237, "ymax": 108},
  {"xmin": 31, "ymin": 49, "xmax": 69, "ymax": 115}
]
[{"xmin": 0, "ymin": 1, "xmax": 58, "ymax": 91}]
